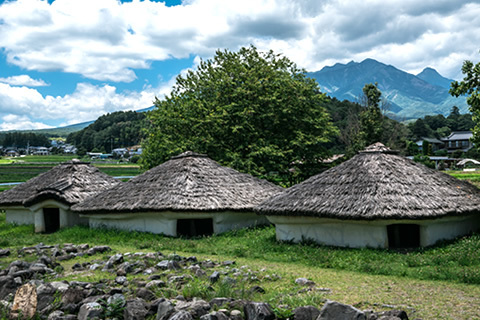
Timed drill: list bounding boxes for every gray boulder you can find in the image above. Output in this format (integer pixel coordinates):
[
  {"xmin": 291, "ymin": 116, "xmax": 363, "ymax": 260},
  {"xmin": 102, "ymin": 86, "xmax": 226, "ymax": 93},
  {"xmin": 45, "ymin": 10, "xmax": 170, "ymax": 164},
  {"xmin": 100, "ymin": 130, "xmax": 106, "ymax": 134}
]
[
  {"xmin": 156, "ymin": 299, "xmax": 175, "ymax": 320},
  {"xmin": 124, "ymin": 297, "xmax": 149, "ymax": 320},
  {"xmin": 169, "ymin": 310, "xmax": 194, "ymax": 320},
  {"xmin": 294, "ymin": 306, "xmax": 320, "ymax": 320},
  {"xmin": 78, "ymin": 302, "xmax": 102, "ymax": 320},
  {"xmin": 317, "ymin": 301, "xmax": 366, "ymax": 320},
  {"xmin": 244, "ymin": 302, "xmax": 275, "ymax": 320}
]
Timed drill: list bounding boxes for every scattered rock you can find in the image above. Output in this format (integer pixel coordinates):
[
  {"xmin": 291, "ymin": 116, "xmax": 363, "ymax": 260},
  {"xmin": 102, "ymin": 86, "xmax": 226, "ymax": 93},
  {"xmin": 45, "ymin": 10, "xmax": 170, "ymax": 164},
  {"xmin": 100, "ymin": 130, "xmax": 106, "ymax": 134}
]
[
  {"xmin": 244, "ymin": 302, "xmax": 275, "ymax": 320},
  {"xmin": 78, "ymin": 302, "xmax": 102, "ymax": 320},
  {"xmin": 10, "ymin": 283, "xmax": 37, "ymax": 320},
  {"xmin": 318, "ymin": 300, "xmax": 366, "ymax": 320},
  {"xmin": 124, "ymin": 297, "xmax": 149, "ymax": 320},
  {"xmin": 293, "ymin": 305, "xmax": 320, "ymax": 320}
]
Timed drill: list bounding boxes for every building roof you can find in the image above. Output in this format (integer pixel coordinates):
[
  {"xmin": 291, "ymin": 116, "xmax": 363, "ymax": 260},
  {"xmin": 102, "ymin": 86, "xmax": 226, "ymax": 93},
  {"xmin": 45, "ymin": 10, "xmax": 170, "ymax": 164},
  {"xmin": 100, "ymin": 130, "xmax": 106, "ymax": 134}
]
[
  {"xmin": 72, "ymin": 151, "xmax": 283, "ymax": 214},
  {"xmin": 256, "ymin": 143, "xmax": 480, "ymax": 220},
  {"xmin": 443, "ymin": 131, "xmax": 473, "ymax": 141},
  {"xmin": 416, "ymin": 137, "xmax": 444, "ymax": 145},
  {"xmin": 0, "ymin": 160, "xmax": 120, "ymax": 207}
]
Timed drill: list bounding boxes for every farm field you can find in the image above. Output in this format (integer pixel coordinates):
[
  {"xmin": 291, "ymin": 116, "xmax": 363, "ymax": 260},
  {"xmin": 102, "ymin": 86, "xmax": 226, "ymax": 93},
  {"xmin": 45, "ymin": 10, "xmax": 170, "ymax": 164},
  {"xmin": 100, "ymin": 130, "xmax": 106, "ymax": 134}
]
[
  {"xmin": 0, "ymin": 155, "xmax": 142, "ymax": 191},
  {"xmin": 0, "ymin": 216, "xmax": 480, "ymax": 319}
]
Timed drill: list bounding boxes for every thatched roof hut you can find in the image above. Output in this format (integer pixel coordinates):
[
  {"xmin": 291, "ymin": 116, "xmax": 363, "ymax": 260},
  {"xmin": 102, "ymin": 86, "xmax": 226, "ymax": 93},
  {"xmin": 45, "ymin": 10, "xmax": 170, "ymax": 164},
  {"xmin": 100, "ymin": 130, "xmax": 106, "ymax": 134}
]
[
  {"xmin": 256, "ymin": 143, "xmax": 480, "ymax": 248},
  {"xmin": 73, "ymin": 151, "xmax": 282, "ymax": 237},
  {"xmin": 73, "ymin": 151, "xmax": 281, "ymax": 214},
  {"xmin": 0, "ymin": 160, "xmax": 120, "ymax": 233},
  {"xmin": 0, "ymin": 160, "xmax": 120, "ymax": 207}
]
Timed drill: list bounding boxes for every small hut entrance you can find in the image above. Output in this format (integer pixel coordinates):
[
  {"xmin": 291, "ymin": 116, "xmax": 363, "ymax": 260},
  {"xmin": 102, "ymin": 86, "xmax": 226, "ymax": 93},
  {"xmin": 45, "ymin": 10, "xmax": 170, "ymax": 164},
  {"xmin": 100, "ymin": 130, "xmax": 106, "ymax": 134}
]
[
  {"xmin": 387, "ymin": 224, "xmax": 420, "ymax": 248},
  {"xmin": 177, "ymin": 218, "xmax": 213, "ymax": 237},
  {"xmin": 43, "ymin": 208, "xmax": 60, "ymax": 233}
]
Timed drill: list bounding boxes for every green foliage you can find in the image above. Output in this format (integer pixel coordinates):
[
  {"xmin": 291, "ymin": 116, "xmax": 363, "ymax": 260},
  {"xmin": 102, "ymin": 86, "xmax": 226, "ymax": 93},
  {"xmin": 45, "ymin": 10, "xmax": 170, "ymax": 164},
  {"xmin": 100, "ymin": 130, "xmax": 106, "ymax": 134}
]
[
  {"xmin": 0, "ymin": 132, "xmax": 50, "ymax": 148},
  {"xmin": 412, "ymin": 154, "xmax": 435, "ymax": 169},
  {"xmin": 67, "ymin": 111, "xmax": 146, "ymax": 153},
  {"xmin": 142, "ymin": 46, "xmax": 338, "ymax": 184},
  {"xmin": 450, "ymin": 55, "xmax": 480, "ymax": 146}
]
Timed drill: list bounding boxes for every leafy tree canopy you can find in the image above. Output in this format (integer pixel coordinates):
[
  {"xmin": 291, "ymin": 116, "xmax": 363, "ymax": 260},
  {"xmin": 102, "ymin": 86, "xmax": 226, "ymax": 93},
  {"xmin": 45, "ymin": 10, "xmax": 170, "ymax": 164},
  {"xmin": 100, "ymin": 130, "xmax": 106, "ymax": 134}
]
[
  {"xmin": 0, "ymin": 132, "xmax": 50, "ymax": 148},
  {"xmin": 450, "ymin": 54, "xmax": 480, "ymax": 145},
  {"xmin": 67, "ymin": 111, "xmax": 146, "ymax": 153},
  {"xmin": 142, "ymin": 46, "xmax": 338, "ymax": 185}
]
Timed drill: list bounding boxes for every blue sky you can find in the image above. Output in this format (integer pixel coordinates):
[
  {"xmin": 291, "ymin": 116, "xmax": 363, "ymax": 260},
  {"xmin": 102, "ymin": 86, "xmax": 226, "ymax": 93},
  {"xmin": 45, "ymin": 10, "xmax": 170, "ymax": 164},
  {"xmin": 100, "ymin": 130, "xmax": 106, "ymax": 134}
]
[{"xmin": 1, "ymin": 0, "xmax": 480, "ymax": 130}]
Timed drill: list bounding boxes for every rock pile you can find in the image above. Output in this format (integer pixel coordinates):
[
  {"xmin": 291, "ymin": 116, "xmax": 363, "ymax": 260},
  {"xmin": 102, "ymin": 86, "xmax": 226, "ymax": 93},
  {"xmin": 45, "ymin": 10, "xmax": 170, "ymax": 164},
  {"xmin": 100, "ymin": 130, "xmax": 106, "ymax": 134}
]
[{"xmin": 0, "ymin": 243, "xmax": 413, "ymax": 320}]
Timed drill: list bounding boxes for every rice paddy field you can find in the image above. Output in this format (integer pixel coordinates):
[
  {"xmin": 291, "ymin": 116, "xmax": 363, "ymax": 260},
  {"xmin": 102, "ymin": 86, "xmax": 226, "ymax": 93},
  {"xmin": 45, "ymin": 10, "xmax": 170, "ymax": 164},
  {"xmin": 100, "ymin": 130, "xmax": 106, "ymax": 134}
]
[
  {"xmin": 0, "ymin": 155, "xmax": 142, "ymax": 191},
  {"xmin": 1, "ymin": 159, "xmax": 480, "ymax": 318}
]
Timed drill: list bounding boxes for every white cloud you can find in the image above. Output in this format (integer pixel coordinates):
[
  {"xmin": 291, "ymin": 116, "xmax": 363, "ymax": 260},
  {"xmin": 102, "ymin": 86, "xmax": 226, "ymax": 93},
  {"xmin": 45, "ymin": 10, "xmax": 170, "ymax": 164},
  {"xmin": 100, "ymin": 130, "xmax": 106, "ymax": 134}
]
[
  {"xmin": 1, "ymin": 0, "xmax": 480, "ymax": 82},
  {"xmin": 0, "ymin": 115, "xmax": 54, "ymax": 131},
  {"xmin": 0, "ymin": 75, "xmax": 48, "ymax": 87}
]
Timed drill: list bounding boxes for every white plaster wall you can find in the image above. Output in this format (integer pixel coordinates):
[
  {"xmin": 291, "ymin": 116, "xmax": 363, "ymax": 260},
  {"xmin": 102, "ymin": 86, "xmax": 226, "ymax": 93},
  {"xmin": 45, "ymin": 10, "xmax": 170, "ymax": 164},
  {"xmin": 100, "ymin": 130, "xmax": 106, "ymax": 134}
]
[
  {"xmin": 28, "ymin": 199, "xmax": 85, "ymax": 233},
  {"xmin": 267, "ymin": 215, "xmax": 480, "ymax": 248},
  {"xmin": 84, "ymin": 211, "xmax": 269, "ymax": 236},
  {"xmin": 5, "ymin": 207, "xmax": 34, "ymax": 225},
  {"xmin": 268, "ymin": 216, "xmax": 388, "ymax": 248},
  {"xmin": 421, "ymin": 215, "xmax": 480, "ymax": 246}
]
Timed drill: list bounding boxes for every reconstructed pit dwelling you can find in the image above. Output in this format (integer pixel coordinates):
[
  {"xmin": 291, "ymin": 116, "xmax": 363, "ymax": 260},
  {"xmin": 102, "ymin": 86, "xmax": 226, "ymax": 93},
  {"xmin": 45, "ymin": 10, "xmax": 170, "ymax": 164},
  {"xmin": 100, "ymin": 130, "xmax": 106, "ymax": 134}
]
[
  {"xmin": 72, "ymin": 152, "xmax": 282, "ymax": 237},
  {"xmin": 0, "ymin": 160, "xmax": 120, "ymax": 233},
  {"xmin": 256, "ymin": 143, "xmax": 480, "ymax": 248}
]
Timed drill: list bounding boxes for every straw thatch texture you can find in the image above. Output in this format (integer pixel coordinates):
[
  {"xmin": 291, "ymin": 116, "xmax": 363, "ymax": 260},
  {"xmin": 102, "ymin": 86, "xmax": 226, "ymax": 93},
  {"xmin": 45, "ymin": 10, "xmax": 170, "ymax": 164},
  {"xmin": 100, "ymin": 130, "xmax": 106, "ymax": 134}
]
[
  {"xmin": 72, "ymin": 151, "xmax": 282, "ymax": 214},
  {"xmin": 256, "ymin": 143, "xmax": 480, "ymax": 220},
  {"xmin": 0, "ymin": 160, "xmax": 120, "ymax": 207}
]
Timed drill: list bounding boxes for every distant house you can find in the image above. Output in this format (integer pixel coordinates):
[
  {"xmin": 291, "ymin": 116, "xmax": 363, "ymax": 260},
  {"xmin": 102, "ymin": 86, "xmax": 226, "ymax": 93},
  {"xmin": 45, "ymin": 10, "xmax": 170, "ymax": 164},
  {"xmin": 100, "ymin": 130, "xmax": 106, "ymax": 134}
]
[
  {"xmin": 415, "ymin": 137, "xmax": 444, "ymax": 153},
  {"xmin": 443, "ymin": 131, "xmax": 474, "ymax": 153},
  {"xmin": 0, "ymin": 160, "xmax": 120, "ymax": 233},
  {"xmin": 72, "ymin": 151, "xmax": 282, "ymax": 237},
  {"xmin": 31, "ymin": 146, "xmax": 49, "ymax": 156},
  {"xmin": 256, "ymin": 143, "xmax": 480, "ymax": 249}
]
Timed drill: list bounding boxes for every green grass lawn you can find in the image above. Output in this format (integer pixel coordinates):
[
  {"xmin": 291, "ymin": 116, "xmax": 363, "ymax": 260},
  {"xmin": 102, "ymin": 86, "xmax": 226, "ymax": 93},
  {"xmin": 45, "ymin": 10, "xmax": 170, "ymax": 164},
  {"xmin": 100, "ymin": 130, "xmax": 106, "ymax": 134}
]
[{"xmin": 1, "ymin": 214, "xmax": 480, "ymax": 319}]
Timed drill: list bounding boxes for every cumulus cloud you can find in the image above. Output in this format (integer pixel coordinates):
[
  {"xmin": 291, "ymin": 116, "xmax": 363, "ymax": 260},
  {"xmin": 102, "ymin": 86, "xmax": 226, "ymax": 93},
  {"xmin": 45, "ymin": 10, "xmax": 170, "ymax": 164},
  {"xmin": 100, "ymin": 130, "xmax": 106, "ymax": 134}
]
[
  {"xmin": 0, "ymin": 115, "xmax": 54, "ymax": 131},
  {"xmin": 1, "ymin": 0, "xmax": 479, "ymax": 82},
  {"xmin": 0, "ymin": 75, "xmax": 48, "ymax": 87}
]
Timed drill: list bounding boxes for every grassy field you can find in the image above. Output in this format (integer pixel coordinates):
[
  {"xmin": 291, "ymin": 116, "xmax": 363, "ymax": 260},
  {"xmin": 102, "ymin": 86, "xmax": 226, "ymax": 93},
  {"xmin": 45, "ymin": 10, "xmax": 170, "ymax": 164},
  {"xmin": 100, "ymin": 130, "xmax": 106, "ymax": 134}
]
[
  {"xmin": 0, "ymin": 215, "xmax": 480, "ymax": 319},
  {"xmin": 0, "ymin": 155, "xmax": 142, "ymax": 190}
]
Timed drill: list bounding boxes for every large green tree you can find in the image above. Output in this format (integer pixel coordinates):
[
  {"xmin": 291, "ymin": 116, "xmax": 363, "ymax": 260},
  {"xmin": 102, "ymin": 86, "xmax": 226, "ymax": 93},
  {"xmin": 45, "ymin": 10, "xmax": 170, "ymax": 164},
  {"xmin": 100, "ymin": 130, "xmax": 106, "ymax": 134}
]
[
  {"xmin": 450, "ymin": 55, "xmax": 480, "ymax": 144},
  {"xmin": 142, "ymin": 46, "xmax": 338, "ymax": 184}
]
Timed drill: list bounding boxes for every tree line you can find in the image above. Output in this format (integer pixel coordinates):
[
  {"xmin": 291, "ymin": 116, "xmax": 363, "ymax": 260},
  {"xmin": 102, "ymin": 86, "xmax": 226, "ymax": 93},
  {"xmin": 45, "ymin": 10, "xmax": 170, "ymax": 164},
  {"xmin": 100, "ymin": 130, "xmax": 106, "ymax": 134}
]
[
  {"xmin": 66, "ymin": 111, "xmax": 146, "ymax": 155},
  {"xmin": 0, "ymin": 132, "xmax": 51, "ymax": 148}
]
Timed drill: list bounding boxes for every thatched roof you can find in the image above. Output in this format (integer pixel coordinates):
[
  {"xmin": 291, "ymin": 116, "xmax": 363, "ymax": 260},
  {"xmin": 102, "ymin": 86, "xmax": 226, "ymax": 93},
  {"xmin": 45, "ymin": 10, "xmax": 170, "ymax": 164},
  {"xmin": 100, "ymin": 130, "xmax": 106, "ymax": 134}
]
[
  {"xmin": 256, "ymin": 143, "xmax": 480, "ymax": 220},
  {"xmin": 72, "ymin": 151, "xmax": 282, "ymax": 214},
  {"xmin": 0, "ymin": 160, "xmax": 120, "ymax": 207}
]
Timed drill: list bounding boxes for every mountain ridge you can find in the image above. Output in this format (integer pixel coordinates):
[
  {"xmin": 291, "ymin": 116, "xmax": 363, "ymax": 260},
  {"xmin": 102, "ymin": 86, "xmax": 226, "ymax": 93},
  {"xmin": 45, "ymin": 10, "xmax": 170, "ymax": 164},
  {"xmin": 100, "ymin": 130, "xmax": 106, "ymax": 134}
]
[{"xmin": 307, "ymin": 59, "xmax": 468, "ymax": 120}]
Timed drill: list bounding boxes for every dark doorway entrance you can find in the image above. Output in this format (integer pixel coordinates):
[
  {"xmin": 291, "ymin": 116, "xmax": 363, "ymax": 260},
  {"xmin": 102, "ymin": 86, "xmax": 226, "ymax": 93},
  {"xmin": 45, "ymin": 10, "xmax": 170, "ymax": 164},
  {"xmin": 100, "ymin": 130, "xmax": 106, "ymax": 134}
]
[
  {"xmin": 43, "ymin": 208, "xmax": 60, "ymax": 233},
  {"xmin": 387, "ymin": 224, "xmax": 420, "ymax": 248},
  {"xmin": 177, "ymin": 218, "xmax": 214, "ymax": 237}
]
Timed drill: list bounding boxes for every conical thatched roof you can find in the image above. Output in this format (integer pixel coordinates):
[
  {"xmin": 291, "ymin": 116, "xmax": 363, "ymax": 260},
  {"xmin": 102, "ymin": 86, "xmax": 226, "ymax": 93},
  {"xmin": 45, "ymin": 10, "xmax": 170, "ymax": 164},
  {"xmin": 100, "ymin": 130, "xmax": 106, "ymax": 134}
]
[
  {"xmin": 0, "ymin": 160, "xmax": 120, "ymax": 207},
  {"xmin": 256, "ymin": 143, "xmax": 480, "ymax": 220},
  {"xmin": 72, "ymin": 151, "xmax": 282, "ymax": 214}
]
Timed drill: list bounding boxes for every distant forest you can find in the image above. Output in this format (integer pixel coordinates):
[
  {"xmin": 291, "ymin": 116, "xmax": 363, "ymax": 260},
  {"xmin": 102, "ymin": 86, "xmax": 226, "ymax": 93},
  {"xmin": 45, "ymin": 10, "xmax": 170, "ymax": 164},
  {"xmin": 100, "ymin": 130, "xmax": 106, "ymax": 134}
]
[
  {"xmin": 66, "ymin": 111, "xmax": 147, "ymax": 154},
  {"xmin": 0, "ymin": 103, "xmax": 474, "ymax": 158}
]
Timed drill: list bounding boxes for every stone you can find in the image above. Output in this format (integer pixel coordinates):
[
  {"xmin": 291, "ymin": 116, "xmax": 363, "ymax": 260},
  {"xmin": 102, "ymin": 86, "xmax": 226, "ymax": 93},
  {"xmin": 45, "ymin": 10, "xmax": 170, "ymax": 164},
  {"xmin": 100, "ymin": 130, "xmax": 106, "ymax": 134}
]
[
  {"xmin": 230, "ymin": 310, "xmax": 243, "ymax": 320},
  {"xmin": 50, "ymin": 281, "xmax": 69, "ymax": 293},
  {"xmin": 72, "ymin": 263, "xmax": 84, "ymax": 271},
  {"xmin": 293, "ymin": 306, "xmax": 320, "ymax": 320},
  {"xmin": 36, "ymin": 283, "xmax": 56, "ymax": 313},
  {"xmin": 86, "ymin": 245, "xmax": 111, "ymax": 255},
  {"xmin": 169, "ymin": 310, "xmax": 194, "ymax": 320},
  {"xmin": 156, "ymin": 299, "xmax": 175, "ymax": 320},
  {"xmin": 209, "ymin": 271, "xmax": 220, "ymax": 283},
  {"xmin": 146, "ymin": 280, "xmax": 166, "ymax": 290},
  {"xmin": 0, "ymin": 248, "xmax": 11, "ymax": 257},
  {"xmin": 244, "ymin": 302, "xmax": 275, "ymax": 320},
  {"xmin": 10, "ymin": 283, "xmax": 37, "ymax": 320},
  {"xmin": 249, "ymin": 285, "xmax": 265, "ymax": 294},
  {"xmin": 200, "ymin": 311, "xmax": 230, "ymax": 320},
  {"xmin": 136, "ymin": 288, "xmax": 157, "ymax": 301},
  {"xmin": 209, "ymin": 298, "xmax": 233, "ymax": 308},
  {"xmin": 318, "ymin": 301, "xmax": 366, "ymax": 320},
  {"xmin": 175, "ymin": 298, "xmax": 211, "ymax": 318},
  {"xmin": 78, "ymin": 302, "xmax": 102, "ymax": 320},
  {"xmin": 124, "ymin": 297, "xmax": 149, "ymax": 320},
  {"xmin": 295, "ymin": 278, "xmax": 315, "ymax": 286},
  {"xmin": 116, "ymin": 276, "xmax": 128, "ymax": 285},
  {"xmin": 156, "ymin": 260, "xmax": 181, "ymax": 270},
  {"xmin": 0, "ymin": 275, "xmax": 21, "ymax": 300},
  {"xmin": 62, "ymin": 288, "xmax": 85, "ymax": 305},
  {"xmin": 377, "ymin": 310, "xmax": 409, "ymax": 320}
]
